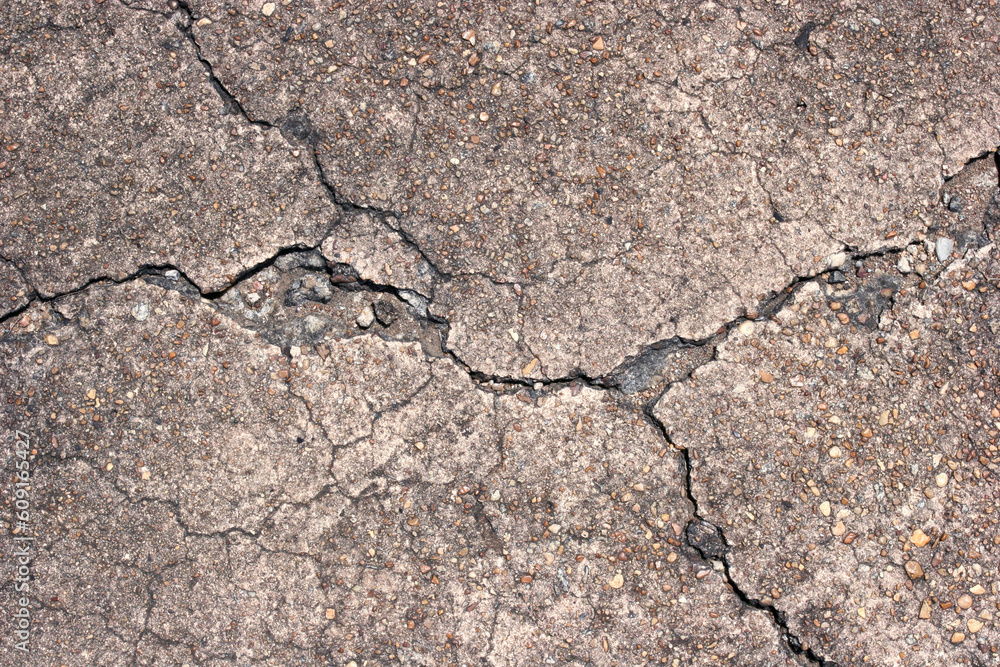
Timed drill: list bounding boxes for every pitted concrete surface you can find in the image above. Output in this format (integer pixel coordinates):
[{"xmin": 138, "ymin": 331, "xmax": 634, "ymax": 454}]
[{"xmin": 1, "ymin": 1, "xmax": 999, "ymax": 666}]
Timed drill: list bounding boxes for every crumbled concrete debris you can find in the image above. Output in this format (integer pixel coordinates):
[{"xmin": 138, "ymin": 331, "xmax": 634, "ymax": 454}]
[
  {"xmin": 355, "ymin": 303, "xmax": 375, "ymax": 329},
  {"xmin": 284, "ymin": 273, "xmax": 334, "ymax": 306},
  {"xmin": 371, "ymin": 300, "xmax": 397, "ymax": 327},
  {"xmin": 611, "ymin": 338, "xmax": 718, "ymax": 395}
]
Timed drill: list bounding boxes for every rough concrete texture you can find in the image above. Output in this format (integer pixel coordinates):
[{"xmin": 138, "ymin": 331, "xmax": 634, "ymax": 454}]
[
  {"xmin": 181, "ymin": 0, "xmax": 1000, "ymax": 378},
  {"xmin": 657, "ymin": 156, "xmax": 1000, "ymax": 664},
  {"xmin": 1, "ymin": 0, "xmax": 999, "ymax": 665},
  {"xmin": 1, "ymin": 0, "xmax": 336, "ymax": 296},
  {"xmin": 0, "ymin": 282, "xmax": 798, "ymax": 665}
]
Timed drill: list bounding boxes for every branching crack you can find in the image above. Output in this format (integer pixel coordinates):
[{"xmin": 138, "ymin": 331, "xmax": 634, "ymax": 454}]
[
  {"xmin": 10, "ymin": 8, "xmax": 1000, "ymax": 661},
  {"xmin": 642, "ymin": 407, "xmax": 838, "ymax": 667}
]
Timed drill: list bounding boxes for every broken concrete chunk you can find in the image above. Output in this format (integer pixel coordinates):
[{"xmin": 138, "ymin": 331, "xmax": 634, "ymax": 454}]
[
  {"xmin": 356, "ymin": 304, "xmax": 375, "ymax": 329},
  {"xmin": 284, "ymin": 273, "xmax": 334, "ymax": 306},
  {"xmin": 398, "ymin": 289, "xmax": 428, "ymax": 317},
  {"xmin": 827, "ymin": 270, "xmax": 847, "ymax": 284}
]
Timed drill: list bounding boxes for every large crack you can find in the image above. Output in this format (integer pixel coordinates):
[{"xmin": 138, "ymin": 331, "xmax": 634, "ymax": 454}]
[
  {"xmin": 0, "ymin": 262, "xmax": 201, "ymax": 326},
  {"xmin": 8, "ymin": 4, "xmax": 999, "ymax": 660},
  {"xmin": 0, "ymin": 244, "xmax": 860, "ymax": 667},
  {"xmin": 6, "ymin": 137, "xmax": 992, "ymax": 667},
  {"xmin": 169, "ymin": 0, "xmax": 272, "ymax": 129},
  {"xmin": 434, "ymin": 240, "xmax": 941, "ymax": 667},
  {"xmin": 642, "ymin": 406, "xmax": 837, "ymax": 667},
  {"xmin": 0, "ymin": 174, "xmax": 977, "ymax": 667}
]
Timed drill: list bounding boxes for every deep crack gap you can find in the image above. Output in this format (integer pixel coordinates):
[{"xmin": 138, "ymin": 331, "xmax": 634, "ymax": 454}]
[{"xmin": 641, "ymin": 406, "xmax": 839, "ymax": 667}]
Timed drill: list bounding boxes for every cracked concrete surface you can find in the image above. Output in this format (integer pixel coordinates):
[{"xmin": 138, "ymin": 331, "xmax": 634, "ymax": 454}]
[{"xmin": 2, "ymin": 0, "xmax": 1000, "ymax": 665}]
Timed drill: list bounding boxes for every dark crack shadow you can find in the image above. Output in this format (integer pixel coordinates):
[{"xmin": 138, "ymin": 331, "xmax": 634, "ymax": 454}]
[{"xmin": 171, "ymin": 0, "xmax": 272, "ymax": 127}]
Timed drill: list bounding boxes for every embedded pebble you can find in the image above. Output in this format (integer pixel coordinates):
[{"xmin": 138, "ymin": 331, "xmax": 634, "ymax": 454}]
[{"xmin": 935, "ymin": 237, "xmax": 954, "ymax": 262}]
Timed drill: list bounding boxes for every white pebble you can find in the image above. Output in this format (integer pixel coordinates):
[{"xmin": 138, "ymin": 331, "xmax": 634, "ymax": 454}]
[{"xmin": 935, "ymin": 237, "xmax": 954, "ymax": 262}]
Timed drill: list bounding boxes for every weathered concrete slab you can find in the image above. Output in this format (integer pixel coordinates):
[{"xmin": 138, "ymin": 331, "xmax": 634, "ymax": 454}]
[
  {"xmin": 657, "ymin": 164, "xmax": 1000, "ymax": 663},
  {"xmin": 182, "ymin": 0, "xmax": 1000, "ymax": 377},
  {"xmin": 1, "ymin": 280, "xmax": 795, "ymax": 665},
  {"xmin": 1, "ymin": 1, "xmax": 999, "ymax": 665}
]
